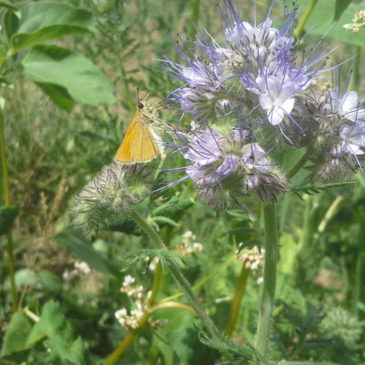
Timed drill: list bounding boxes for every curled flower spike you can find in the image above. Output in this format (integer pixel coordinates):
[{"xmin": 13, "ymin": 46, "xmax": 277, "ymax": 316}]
[
  {"xmin": 169, "ymin": 126, "xmax": 287, "ymax": 205},
  {"xmin": 72, "ymin": 162, "xmax": 153, "ymax": 233}
]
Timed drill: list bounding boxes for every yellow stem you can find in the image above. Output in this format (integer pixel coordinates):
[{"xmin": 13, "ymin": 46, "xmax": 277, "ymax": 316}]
[{"xmin": 224, "ymin": 264, "xmax": 249, "ymax": 336}]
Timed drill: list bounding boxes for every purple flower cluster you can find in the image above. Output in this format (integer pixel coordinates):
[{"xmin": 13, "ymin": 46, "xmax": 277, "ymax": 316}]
[{"xmin": 163, "ymin": 1, "xmax": 365, "ymax": 205}]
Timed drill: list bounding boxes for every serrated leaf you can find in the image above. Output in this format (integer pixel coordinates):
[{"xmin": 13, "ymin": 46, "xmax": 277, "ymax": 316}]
[
  {"xmin": 124, "ymin": 248, "xmax": 185, "ymax": 271},
  {"xmin": 291, "ymin": 181, "xmax": 357, "ymax": 196},
  {"xmin": 8, "ymin": 2, "xmax": 96, "ymax": 53},
  {"xmin": 22, "ymin": 45, "xmax": 115, "ymax": 108},
  {"xmin": 26, "ymin": 301, "xmax": 86, "ymax": 364},
  {"xmin": 0, "ymin": 204, "xmax": 18, "ymax": 235},
  {"xmin": 1, "ymin": 311, "xmax": 32, "ymax": 356},
  {"xmin": 152, "ymin": 216, "xmax": 179, "ymax": 227},
  {"xmin": 55, "ymin": 228, "xmax": 123, "ymax": 277}
]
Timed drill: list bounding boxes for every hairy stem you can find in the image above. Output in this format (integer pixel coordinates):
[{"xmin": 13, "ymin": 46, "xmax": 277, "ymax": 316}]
[
  {"xmin": 225, "ymin": 263, "xmax": 249, "ymax": 336},
  {"xmin": 130, "ymin": 209, "xmax": 217, "ymax": 338},
  {"xmin": 255, "ymin": 203, "xmax": 278, "ymax": 355},
  {"xmin": 286, "ymin": 152, "xmax": 308, "ymax": 180}
]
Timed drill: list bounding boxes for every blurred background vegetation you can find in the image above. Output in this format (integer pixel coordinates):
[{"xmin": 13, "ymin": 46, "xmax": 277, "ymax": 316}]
[{"xmin": 0, "ymin": 0, "xmax": 365, "ymax": 364}]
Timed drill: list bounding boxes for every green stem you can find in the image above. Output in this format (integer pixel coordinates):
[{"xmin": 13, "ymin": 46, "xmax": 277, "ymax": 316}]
[
  {"xmin": 225, "ymin": 263, "xmax": 249, "ymax": 336},
  {"xmin": 349, "ymin": 46, "xmax": 362, "ymax": 92},
  {"xmin": 255, "ymin": 203, "xmax": 278, "ymax": 355},
  {"xmin": 0, "ymin": 106, "xmax": 17, "ymax": 313},
  {"xmin": 117, "ymin": 54, "xmax": 135, "ymax": 114},
  {"xmin": 6, "ymin": 232, "xmax": 17, "ymax": 312},
  {"xmin": 106, "ymin": 311, "xmax": 150, "ymax": 365},
  {"xmin": 293, "ymin": 0, "xmax": 319, "ymax": 41},
  {"xmin": 187, "ymin": 0, "xmax": 200, "ymax": 41},
  {"xmin": 286, "ymin": 152, "xmax": 308, "ymax": 180},
  {"xmin": 0, "ymin": 106, "xmax": 9, "ymax": 205},
  {"xmin": 299, "ymin": 195, "xmax": 313, "ymax": 249},
  {"xmin": 130, "ymin": 209, "xmax": 217, "ymax": 338}
]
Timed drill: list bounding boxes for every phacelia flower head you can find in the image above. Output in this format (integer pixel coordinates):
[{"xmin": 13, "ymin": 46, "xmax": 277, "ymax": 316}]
[
  {"xmin": 171, "ymin": 126, "xmax": 287, "ymax": 206},
  {"xmin": 164, "ymin": 0, "xmax": 328, "ymax": 135}
]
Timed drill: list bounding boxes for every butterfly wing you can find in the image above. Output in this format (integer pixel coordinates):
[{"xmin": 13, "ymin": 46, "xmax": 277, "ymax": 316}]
[
  {"xmin": 114, "ymin": 109, "xmax": 159, "ymax": 163},
  {"xmin": 130, "ymin": 118, "xmax": 159, "ymax": 162}
]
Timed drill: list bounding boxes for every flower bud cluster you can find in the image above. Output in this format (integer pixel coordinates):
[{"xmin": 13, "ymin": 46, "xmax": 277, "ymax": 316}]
[
  {"xmin": 237, "ymin": 245, "xmax": 265, "ymax": 284},
  {"xmin": 72, "ymin": 162, "xmax": 153, "ymax": 232},
  {"xmin": 115, "ymin": 275, "xmax": 153, "ymax": 330},
  {"xmin": 163, "ymin": 0, "xmax": 365, "ymax": 203},
  {"xmin": 289, "ymin": 89, "xmax": 365, "ymax": 180}
]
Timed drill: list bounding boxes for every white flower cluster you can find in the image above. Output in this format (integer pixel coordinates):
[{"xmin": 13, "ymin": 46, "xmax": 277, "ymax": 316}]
[
  {"xmin": 236, "ymin": 245, "xmax": 265, "ymax": 284},
  {"xmin": 115, "ymin": 275, "xmax": 153, "ymax": 330},
  {"xmin": 62, "ymin": 261, "xmax": 91, "ymax": 283},
  {"xmin": 343, "ymin": 9, "xmax": 365, "ymax": 34},
  {"xmin": 175, "ymin": 230, "xmax": 204, "ymax": 256}
]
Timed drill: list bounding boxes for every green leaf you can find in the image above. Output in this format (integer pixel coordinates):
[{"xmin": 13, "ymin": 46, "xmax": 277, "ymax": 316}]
[
  {"xmin": 305, "ymin": 1, "xmax": 365, "ymax": 47},
  {"xmin": 55, "ymin": 228, "xmax": 123, "ymax": 277},
  {"xmin": 0, "ymin": 204, "xmax": 18, "ymax": 235},
  {"xmin": 334, "ymin": 0, "xmax": 352, "ymax": 21},
  {"xmin": 151, "ymin": 216, "xmax": 179, "ymax": 227},
  {"xmin": 291, "ymin": 181, "xmax": 357, "ymax": 196},
  {"xmin": 3, "ymin": 9, "xmax": 20, "ymax": 41},
  {"xmin": 124, "ymin": 248, "xmax": 185, "ymax": 271},
  {"xmin": 26, "ymin": 301, "xmax": 86, "ymax": 364},
  {"xmin": 8, "ymin": 2, "xmax": 96, "ymax": 53},
  {"xmin": 36, "ymin": 82, "xmax": 75, "ymax": 112},
  {"xmin": 22, "ymin": 45, "xmax": 115, "ymax": 108},
  {"xmin": 6, "ymin": 269, "xmax": 62, "ymax": 291},
  {"xmin": 154, "ymin": 310, "xmax": 210, "ymax": 365},
  {"xmin": 1, "ymin": 311, "xmax": 32, "ymax": 357}
]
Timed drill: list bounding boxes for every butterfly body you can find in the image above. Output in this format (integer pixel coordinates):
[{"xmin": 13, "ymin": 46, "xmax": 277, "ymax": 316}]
[{"xmin": 114, "ymin": 96, "xmax": 165, "ymax": 164}]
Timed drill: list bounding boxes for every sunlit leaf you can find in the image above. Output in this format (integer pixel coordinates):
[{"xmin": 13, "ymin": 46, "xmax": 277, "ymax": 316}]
[
  {"xmin": 1, "ymin": 311, "xmax": 32, "ymax": 356},
  {"xmin": 22, "ymin": 45, "xmax": 115, "ymax": 108},
  {"xmin": 8, "ymin": 2, "xmax": 96, "ymax": 53}
]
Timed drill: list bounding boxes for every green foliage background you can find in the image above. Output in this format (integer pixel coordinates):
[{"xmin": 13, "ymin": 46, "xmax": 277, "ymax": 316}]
[{"xmin": 0, "ymin": 0, "xmax": 364, "ymax": 364}]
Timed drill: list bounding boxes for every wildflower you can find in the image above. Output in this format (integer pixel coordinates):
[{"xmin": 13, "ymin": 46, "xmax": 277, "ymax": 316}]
[
  {"xmin": 164, "ymin": 0, "xmax": 327, "ymax": 135},
  {"xmin": 329, "ymin": 88, "xmax": 365, "ymax": 122},
  {"xmin": 174, "ymin": 230, "xmax": 204, "ymax": 256},
  {"xmin": 343, "ymin": 9, "xmax": 365, "ymax": 34},
  {"xmin": 237, "ymin": 245, "xmax": 265, "ymax": 284},
  {"xmin": 171, "ymin": 126, "xmax": 287, "ymax": 205},
  {"xmin": 339, "ymin": 121, "xmax": 365, "ymax": 156},
  {"xmin": 74, "ymin": 261, "xmax": 91, "ymax": 275}
]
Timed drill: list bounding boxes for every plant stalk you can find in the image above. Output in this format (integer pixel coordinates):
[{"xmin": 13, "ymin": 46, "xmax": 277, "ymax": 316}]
[
  {"xmin": 293, "ymin": 0, "xmax": 319, "ymax": 41},
  {"xmin": 187, "ymin": 0, "xmax": 200, "ymax": 41},
  {"xmin": 255, "ymin": 203, "xmax": 278, "ymax": 355},
  {"xmin": 225, "ymin": 263, "xmax": 249, "ymax": 336},
  {"xmin": 130, "ymin": 209, "xmax": 217, "ymax": 338},
  {"xmin": 0, "ymin": 106, "xmax": 17, "ymax": 312}
]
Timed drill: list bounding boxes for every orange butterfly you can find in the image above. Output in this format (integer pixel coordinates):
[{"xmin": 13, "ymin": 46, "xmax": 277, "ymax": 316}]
[{"xmin": 114, "ymin": 94, "xmax": 166, "ymax": 164}]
